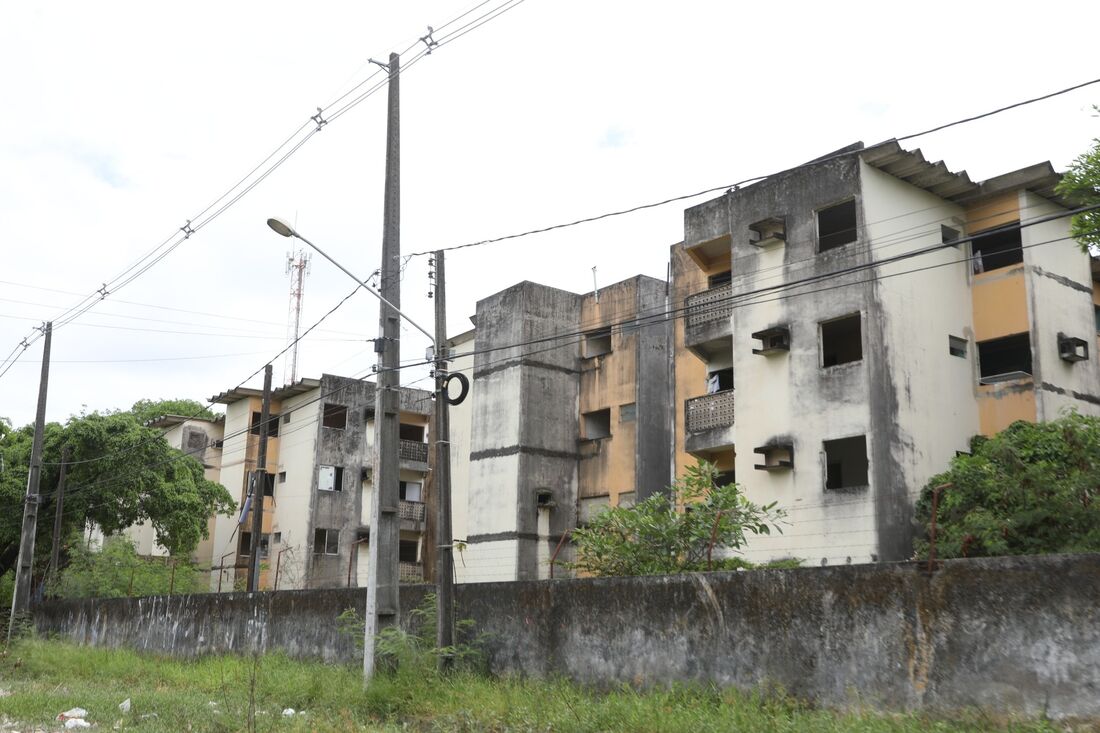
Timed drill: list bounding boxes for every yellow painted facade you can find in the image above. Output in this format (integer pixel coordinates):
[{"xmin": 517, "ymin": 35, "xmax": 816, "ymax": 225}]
[
  {"xmin": 971, "ymin": 268, "xmax": 1028, "ymax": 342},
  {"xmin": 977, "ymin": 384, "xmax": 1037, "ymax": 436},
  {"xmin": 966, "ymin": 190, "xmax": 1019, "ymax": 233},
  {"xmin": 235, "ymin": 395, "xmax": 282, "ymax": 589}
]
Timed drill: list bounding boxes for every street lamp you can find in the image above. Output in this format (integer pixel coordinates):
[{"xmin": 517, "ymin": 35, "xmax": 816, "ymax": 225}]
[{"xmin": 265, "ymin": 216, "xmax": 456, "ymax": 674}]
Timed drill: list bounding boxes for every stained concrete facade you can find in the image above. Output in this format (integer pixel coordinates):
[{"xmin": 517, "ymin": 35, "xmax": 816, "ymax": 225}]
[
  {"xmin": 673, "ymin": 142, "xmax": 1100, "ymax": 566},
  {"xmin": 455, "ymin": 276, "xmax": 672, "ymax": 583},
  {"xmin": 210, "ymin": 375, "xmax": 433, "ymax": 592}
]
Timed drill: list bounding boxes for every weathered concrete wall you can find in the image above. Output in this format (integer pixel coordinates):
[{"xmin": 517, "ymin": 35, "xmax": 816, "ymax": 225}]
[{"xmin": 33, "ymin": 555, "xmax": 1100, "ymax": 720}]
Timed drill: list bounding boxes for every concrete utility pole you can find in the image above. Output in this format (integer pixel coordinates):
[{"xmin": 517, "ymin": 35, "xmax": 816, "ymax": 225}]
[
  {"xmin": 433, "ymin": 250, "xmax": 455, "ymax": 670},
  {"xmin": 364, "ymin": 51, "xmax": 402, "ymax": 682},
  {"xmin": 8, "ymin": 321, "xmax": 52, "ymax": 637},
  {"xmin": 248, "ymin": 364, "xmax": 274, "ymax": 592},
  {"xmin": 49, "ymin": 445, "xmax": 70, "ymax": 584}
]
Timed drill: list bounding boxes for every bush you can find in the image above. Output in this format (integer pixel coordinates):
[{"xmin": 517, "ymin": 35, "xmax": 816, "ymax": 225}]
[{"xmin": 49, "ymin": 535, "xmax": 204, "ymax": 598}]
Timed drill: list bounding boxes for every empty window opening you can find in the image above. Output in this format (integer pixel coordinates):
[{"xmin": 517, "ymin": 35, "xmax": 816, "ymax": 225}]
[
  {"xmin": 941, "ymin": 225, "xmax": 961, "ymax": 247},
  {"xmin": 313, "ymin": 528, "xmax": 340, "ymax": 555},
  {"xmin": 824, "ymin": 436, "xmax": 869, "ymax": 490},
  {"xmin": 749, "ymin": 216, "xmax": 787, "ymax": 248},
  {"xmin": 318, "ymin": 465, "xmax": 344, "ymax": 492},
  {"xmin": 536, "ymin": 489, "xmax": 555, "ymax": 509},
  {"xmin": 821, "ymin": 314, "xmax": 862, "ymax": 367},
  {"xmin": 972, "ymin": 225, "xmax": 1023, "ymax": 273},
  {"xmin": 948, "ymin": 335, "xmax": 967, "ymax": 358},
  {"xmin": 1095, "ymin": 305, "xmax": 1100, "ymax": 333},
  {"xmin": 716, "ymin": 470, "xmax": 737, "ymax": 487},
  {"xmin": 1058, "ymin": 333, "xmax": 1089, "ymax": 363},
  {"xmin": 582, "ymin": 408, "xmax": 612, "ymax": 439},
  {"xmin": 399, "ymin": 480, "xmax": 422, "ymax": 503},
  {"xmin": 619, "ymin": 403, "xmax": 636, "ymax": 422},
  {"xmin": 584, "ymin": 328, "xmax": 612, "ymax": 358},
  {"xmin": 262, "ymin": 473, "xmax": 275, "ymax": 496},
  {"xmin": 817, "ymin": 200, "xmax": 858, "ymax": 252},
  {"xmin": 272, "ymin": 531, "xmax": 282, "ymax": 545},
  {"xmin": 278, "ymin": 471, "xmax": 287, "ymax": 483},
  {"xmin": 239, "ymin": 531, "xmax": 252, "ymax": 557},
  {"xmin": 399, "ymin": 423, "xmax": 425, "ymax": 442},
  {"xmin": 250, "ymin": 411, "xmax": 279, "ymax": 437},
  {"xmin": 708, "ymin": 270, "xmax": 732, "ymax": 288},
  {"xmin": 978, "ymin": 333, "xmax": 1032, "ymax": 382},
  {"xmin": 399, "ymin": 540, "xmax": 419, "ymax": 563},
  {"xmin": 706, "ymin": 367, "xmax": 733, "ymax": 394},
  {"xmin": 282, "ymin": 413, "xmax": 291, "ymax": 424},
  {"xmin": 322, "ymin": 403, "xmax": 348, "ymax": 429}
]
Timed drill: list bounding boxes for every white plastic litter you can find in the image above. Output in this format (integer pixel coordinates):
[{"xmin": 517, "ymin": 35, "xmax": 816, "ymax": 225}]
[
  {"xmin": 57, "ymin": 708, "xmax": 89, "ymax": 720},
  {"xmin": 282, "ymin": 708, "xmax": 295, "ymax": 717},
  {"xmin": 64, "ymin": 720, "xmax": 92, "ymax": 730},
  {"xmin": 119, "ymin": 698, "xmax": 131, "ymax": 713}
]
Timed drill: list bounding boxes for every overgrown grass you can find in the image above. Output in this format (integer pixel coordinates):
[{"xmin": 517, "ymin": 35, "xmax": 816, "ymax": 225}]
[{"xmin": 0, "ymin": 639, "xmax": 1075, "ymax": 732}]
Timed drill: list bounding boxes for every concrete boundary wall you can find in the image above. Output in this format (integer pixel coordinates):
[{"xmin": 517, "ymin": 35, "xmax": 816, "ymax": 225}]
[{"xmin": 32, "ymin": 555, "xmax": 1100, "ymax": 720}]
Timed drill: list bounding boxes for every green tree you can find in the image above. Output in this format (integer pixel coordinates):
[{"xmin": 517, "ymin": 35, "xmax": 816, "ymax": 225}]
[
  {"xmin": 0, "ymin": 407, "xmax": 234, "ymax": 578},
  {"xmin": 129, "ymin": 398, "xmax": 217, "ymax": 424},
  {"xmin": 49, "ymin": 535, "xmax": 204, "ymax": 599},
  {"xmin": 915, "ymin": 411, "xmax": 1100, "ymax": 559},
  {"xmin": 568, "ymin": 461, "xmax": 786, "ymax": 577},
  {"xmin": 1055, "ymin": 118, "xmax": 1100, "ymax": 252}
]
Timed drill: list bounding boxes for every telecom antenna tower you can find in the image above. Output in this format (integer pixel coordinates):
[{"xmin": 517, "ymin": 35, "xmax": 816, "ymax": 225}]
[{"xmin": 283, "ymin": 248, "xmax": 311, "ymax": 385}]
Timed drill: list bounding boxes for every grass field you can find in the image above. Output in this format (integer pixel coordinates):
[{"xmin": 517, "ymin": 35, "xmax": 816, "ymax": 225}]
[{"xmin": 0, "ymin": 639, "xmax": 1077, "ymax": 732}]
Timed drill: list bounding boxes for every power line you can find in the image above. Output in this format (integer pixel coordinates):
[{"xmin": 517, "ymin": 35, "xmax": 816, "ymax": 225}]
[{"xmin": 409, "ymin": 75, "xmax": 1100, "ymax": 257}]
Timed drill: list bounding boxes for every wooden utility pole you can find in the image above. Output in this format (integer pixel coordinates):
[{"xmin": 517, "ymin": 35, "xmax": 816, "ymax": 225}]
[
  {"xmin": 364, "ymin": 51, "xmax": 402, "ymax": 682},
  {"xmin": 8, "ymin": 322, "xmax": 52, "ymax": 638},
  {"xmin": 433, "ymin": 250, "xmax": 455, "ymax": 670},
  {"xmin": 49, "ymin": 445, "xmax": 70, "ymax": 583},
  {"xmin": 248, "ymin": 364, "xmax": 273, "ymax": 592}
]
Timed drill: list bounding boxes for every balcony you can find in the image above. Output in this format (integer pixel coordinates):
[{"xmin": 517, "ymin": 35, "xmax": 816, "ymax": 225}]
[
  {"xmin": 685, "ymin": 390, "xmax": 735, "ymax": 454},
  {"xmin": 399, "ymin": 500, "xmax": 426, "ymax": 523},
  {"xmin": 685, "ymin": 283, "xmax": 733, "ymax": 356},
  {"xmin": 399, "ymin": 439, "xmax": 429, "ymax": 467},
  {"xmin": 399, "ymin": 561, "xmax": 424, "ymax": 584}
]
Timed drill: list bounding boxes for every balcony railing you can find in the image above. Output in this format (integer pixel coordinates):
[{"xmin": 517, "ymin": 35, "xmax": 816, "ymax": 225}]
[
  {"xmin": 399, "ymin": 439, "xmax": 428, "ymax": 463},
  {"xmin": 399, "ymin": 500, "xmax": 426, "ymax": 523},
  {"xmin": 685, "ymin": 283, "xmax": 733, "ymax": 329},
  {"xmin": 399, "ymin": 561, "xmax": 423, "ymax": 584},
  {"xmin": 685, "ymin": 389, "xmax": 735, "ymax": 433}
]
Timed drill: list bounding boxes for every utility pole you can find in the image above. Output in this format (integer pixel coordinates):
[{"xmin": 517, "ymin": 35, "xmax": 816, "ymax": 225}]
[
  {"xmin": 364, "ymin": 51, "xmax": 402, "ymax": 682},
  {"xmin": 49, "ymin": 445, "xmax": 70, "ymax": 584},
  {"xmin": 433, "ymin": 249, "xmax": 455, "ymax": 671},
  {"xmin": 8, "ymin": 321, "xmax": 52, "ymax": 638},
  {"xmin": 248, "ymin": 364, "xmax": 273, "ymax": 592}
]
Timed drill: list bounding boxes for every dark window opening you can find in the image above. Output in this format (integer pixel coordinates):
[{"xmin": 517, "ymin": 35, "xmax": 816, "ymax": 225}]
[
  {"xmin": 716, "ymin": 470, "xmax": 737, "ymax": 487},
  {"xmin": 399, "ymin": 423, "xmax": 425, "ymax": 442},
  {"xmin": 318, "ymin": 465, "xmax": 344, "ymax": 492},
  {"xmin": 708, "ymin": 270, "xmax": 732, "ymax": 288},
  {"xmin": 322, "ymin": 403, "xmax": 348, "ymax": 429},
  {"xmin": 941, "ymin": 225, "xmax": 961, "ymax": 247},
  {"xmin": 824, "ymin": 436, "xmax": 869, "ymax": 490},
  {"xmin": 978, "ymin": 333, "xmax": 1032, "ymax": 382},
  {"xmin": 278, "ymin": 471, "xmax": 287, "ymax": 482},
  {"xmin": 313, "ymin": 528, "xmax": 340, "ymax": 555},
  {"xmin": 1094, "ymin": 305, "xmax": 1100, "ymax": 333},
  {"xmin": 619, "ymin": 403, "xmax": 636, "ymax": 422},
  {"xmin": 972, "ymin": 225, "xmax": 1023, "ymax": 272},
  {"xmin": 250, "ymin": 411, "xmax": 279, "ymax": 437},
  {"xmin": 399, "ymin": 481, "xmax": 422, "ymax": 502},
  {"xmin": 821, "ymin": 314, "xmax": 862, "ymax": 367},
  {"xmin": 399, "ymin": 540, "xmax": 419, "ymax": 563},
  {"xmin": 706, "ymin": 367, "xmax": 733, "ymax": 393},
  {"xmin": 282, "ymin": 413, "xmax": 291, "ymax": 424},
  {"xmin": 262, "ymin": 473, "xmax": 275, "ymax": 496},
  {"xmin": 536, "ymin": 489, "xmax": 555, "ymax": 509},
  {"xmin": 582, "ymin": 408, "xmax": 612, "ymax": 439},
  {"xmin": 239, "ymin": 531, "xmax": 252, "ymax": 556},
  {"xmin": 949, "ymin": 335, "xmax": 967, "ymax": 358},
  {"xmin": 817, "ymin": 200, "xmax": 857, "ymax": 252},
  {"xmin": 584, "ymin": 328, "xmax": 612, "ymax": 358}
]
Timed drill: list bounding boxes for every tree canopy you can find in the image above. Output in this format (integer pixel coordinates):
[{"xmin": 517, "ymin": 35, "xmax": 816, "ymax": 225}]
[
  {"xmin": 568, "ymin": 461, "xmax": 787, "ymax": 577},
  {"xmin": 0, "ymin": 401, "xmax": 234, "ymax": 578},
  {"xmin": 914, "ymin": 411, "xmax": 1100, "ymax": 559},
  {"xmin": 129, "ymin": 398, "xmax": 218, "ymax": 425},
  {"xmin": 1055, "ymin": 121, "xmax": 1100, "ymax": 252}
]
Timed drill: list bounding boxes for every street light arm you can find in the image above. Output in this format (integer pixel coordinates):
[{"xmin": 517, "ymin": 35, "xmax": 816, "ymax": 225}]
[{"xmin": 267, "ymin": 219, "xmax": 436, "ymax": 349}]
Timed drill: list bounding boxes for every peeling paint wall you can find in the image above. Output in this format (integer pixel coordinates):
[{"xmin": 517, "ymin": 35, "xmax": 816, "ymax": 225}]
[{"xmin": 32, "ymin": 555, "xmax": 1100, "ymax": 721}]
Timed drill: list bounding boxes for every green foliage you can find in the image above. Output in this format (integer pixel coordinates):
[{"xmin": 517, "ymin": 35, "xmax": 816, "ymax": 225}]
[
  {"xmin": 0, "ymin": 638, "xmax": 1062, "ymax": 732},
  {"xmin": 569, "ymin": 461, "xmax": 787, "ymax": 577},
  {"xmin": 0, "ymin": 403, "xmax": 234, "ymax": 577},
  {"xmin": 915, "ymin": 411, "xmax": 1100, "ymax": 559},
  {"xmin": 129, "ymin": 398, "xmax": 218, "ymax": 425},
  {"xmin": 48, "ymin": 535, "xmax": 204, "ymax": 599},
  {"xmin": 1055, "ymin": 120, "xmax": 1100, "ymax": 252}
]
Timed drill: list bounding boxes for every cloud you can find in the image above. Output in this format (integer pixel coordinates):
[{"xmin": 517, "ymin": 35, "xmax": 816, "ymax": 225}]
[{"xmin": 597, "ymin": 126, "xmax": 631, "ymax": 149}]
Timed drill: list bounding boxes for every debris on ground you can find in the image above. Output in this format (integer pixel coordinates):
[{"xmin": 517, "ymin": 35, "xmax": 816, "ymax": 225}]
[
  {"xmin": 118, "ymin": 698, "xmax": 130, "ymax": 714},
  {"xmin": 282, "ymin": 708, "xmax": 295, "ymax": 717},
  {"xmin": 63, "ymin": 720, "xmax": 92, "ymax": 730},
  {"xmin": 56, "ymin": 708, "xmax": 88, "ymax": 721}
]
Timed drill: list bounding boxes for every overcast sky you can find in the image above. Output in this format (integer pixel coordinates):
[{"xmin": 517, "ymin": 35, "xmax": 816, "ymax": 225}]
[{"xmin": 1, "ymin": 1, "xmax": 1098, "ymax": 428}]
